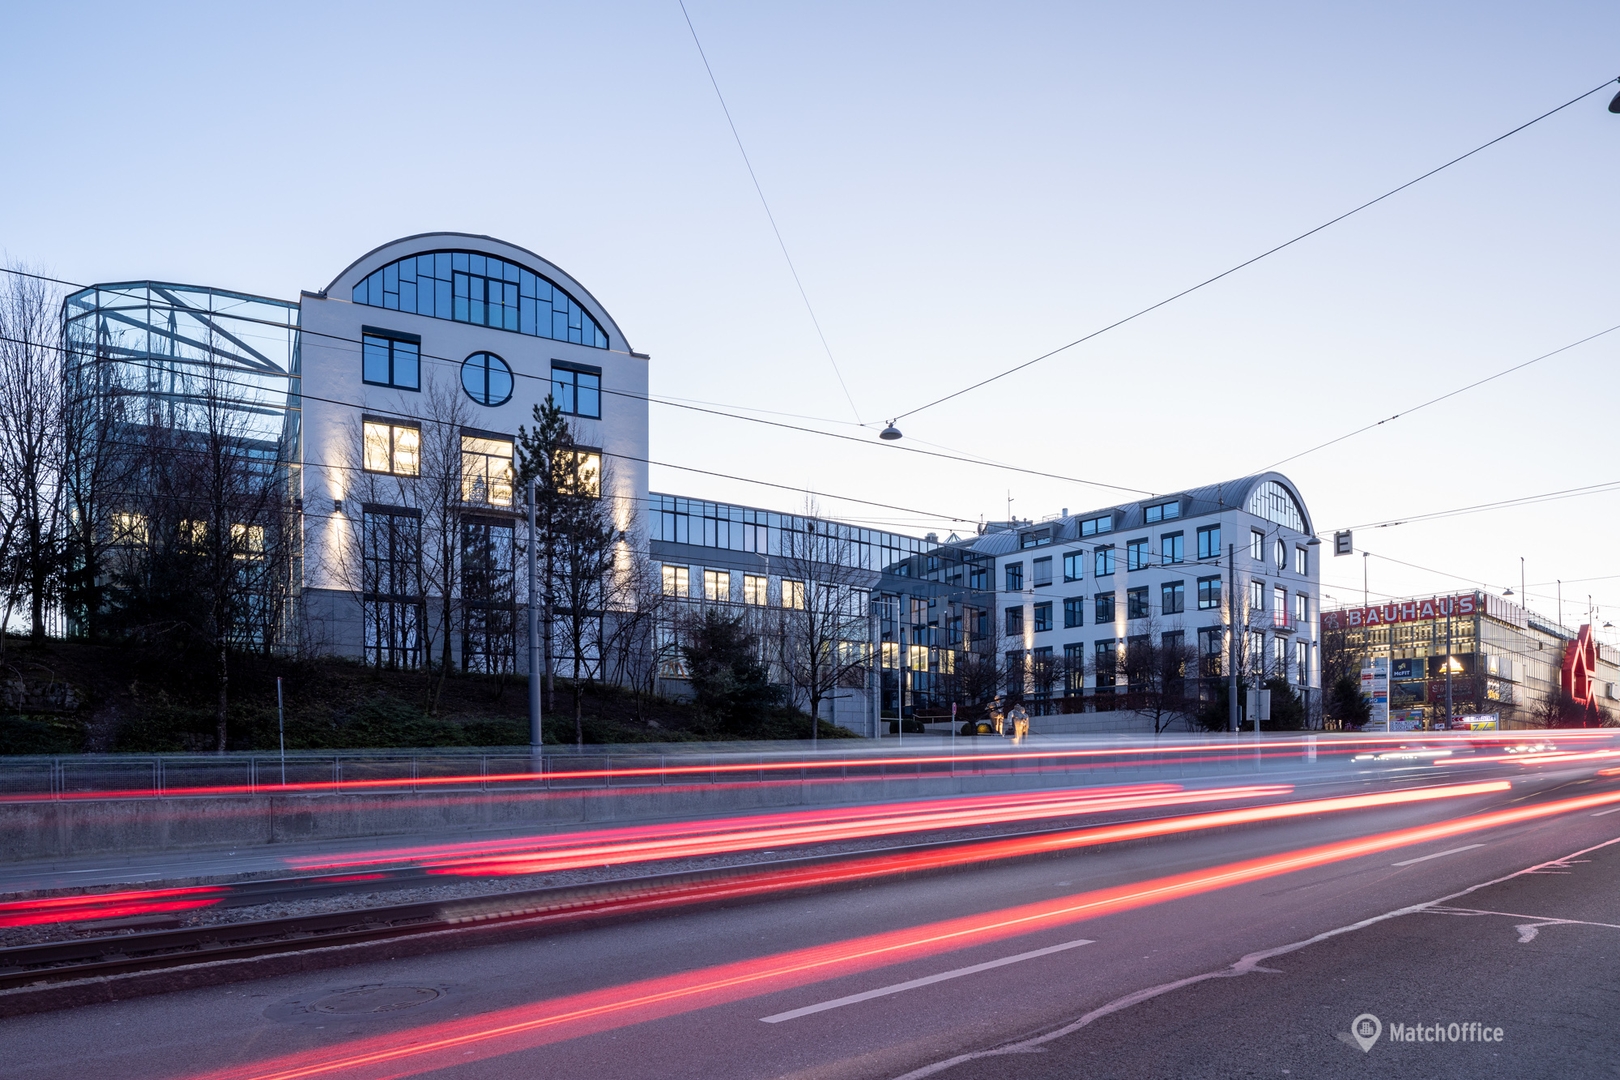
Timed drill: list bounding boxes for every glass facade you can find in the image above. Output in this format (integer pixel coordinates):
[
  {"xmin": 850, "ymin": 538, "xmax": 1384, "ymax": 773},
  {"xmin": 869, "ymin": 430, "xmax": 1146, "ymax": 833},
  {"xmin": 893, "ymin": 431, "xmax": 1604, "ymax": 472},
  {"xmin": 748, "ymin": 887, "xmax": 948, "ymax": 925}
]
[{"xmin": 352, "ymin": 250, "xmax": 609, "ymax": 349}]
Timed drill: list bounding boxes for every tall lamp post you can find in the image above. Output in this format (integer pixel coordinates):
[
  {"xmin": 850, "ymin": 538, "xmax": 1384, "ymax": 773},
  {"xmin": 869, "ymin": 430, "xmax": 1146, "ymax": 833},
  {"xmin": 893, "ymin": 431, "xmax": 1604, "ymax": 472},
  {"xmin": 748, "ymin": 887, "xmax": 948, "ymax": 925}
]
[{"xmin": 527, "ymin": 475, "xmax": 543, "ymax": 757}]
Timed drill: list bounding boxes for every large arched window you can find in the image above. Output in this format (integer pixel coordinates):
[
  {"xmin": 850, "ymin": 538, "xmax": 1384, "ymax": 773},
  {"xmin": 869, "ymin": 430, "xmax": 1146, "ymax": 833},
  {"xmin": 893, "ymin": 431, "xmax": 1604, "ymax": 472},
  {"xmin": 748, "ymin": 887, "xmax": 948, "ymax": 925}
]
[
  {"xmin": 352, "ymin": 251, "xmax": 609, "ymax": 349},
  {"xmin": 1248, "ymin": 481, "xmax": 1305, "ymax": 531}
]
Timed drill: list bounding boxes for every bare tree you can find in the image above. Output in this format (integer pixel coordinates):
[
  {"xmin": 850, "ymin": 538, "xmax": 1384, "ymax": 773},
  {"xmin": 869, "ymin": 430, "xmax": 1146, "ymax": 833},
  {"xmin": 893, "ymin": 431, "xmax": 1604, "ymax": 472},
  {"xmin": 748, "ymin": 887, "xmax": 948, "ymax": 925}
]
[
  {"xmin": 0, "ymin": 269, "xmax": 65, "ymax": 644},
  {"xmin": 600, "ymin": 531, "xmax": 669, "ymax": 723},
  {"xmin": 773, "ymin": 505, "xmax": 874, "ymax": 743},
  {"xmin": 1120, "ymin": 620, "xmax": 1199, "ymax": 733}
]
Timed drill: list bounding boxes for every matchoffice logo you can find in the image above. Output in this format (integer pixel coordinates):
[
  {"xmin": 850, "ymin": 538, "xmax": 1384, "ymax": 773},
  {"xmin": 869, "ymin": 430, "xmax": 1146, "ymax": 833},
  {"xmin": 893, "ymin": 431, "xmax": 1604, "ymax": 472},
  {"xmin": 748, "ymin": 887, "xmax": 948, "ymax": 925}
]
[{"xmin": 1345, "ymin": 1012, "xmax": 1505, "ymax": 1052}]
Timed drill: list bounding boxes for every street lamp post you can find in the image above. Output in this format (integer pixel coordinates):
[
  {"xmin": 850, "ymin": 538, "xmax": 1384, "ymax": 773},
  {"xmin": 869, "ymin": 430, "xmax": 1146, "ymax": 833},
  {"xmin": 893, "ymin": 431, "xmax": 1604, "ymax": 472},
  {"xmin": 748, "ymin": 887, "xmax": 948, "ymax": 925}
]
[{"xmin": 528, "ymin": 476, "xmax": 543, "ymax": 756}]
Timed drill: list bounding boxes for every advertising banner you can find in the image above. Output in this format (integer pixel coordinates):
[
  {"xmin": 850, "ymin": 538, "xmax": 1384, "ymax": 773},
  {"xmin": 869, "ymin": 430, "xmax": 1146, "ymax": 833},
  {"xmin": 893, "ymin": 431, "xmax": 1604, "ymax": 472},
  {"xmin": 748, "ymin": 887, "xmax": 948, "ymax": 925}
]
[{"xmin": 1361, "ymin": 657, "xmax": 1390, "ymax": 731}]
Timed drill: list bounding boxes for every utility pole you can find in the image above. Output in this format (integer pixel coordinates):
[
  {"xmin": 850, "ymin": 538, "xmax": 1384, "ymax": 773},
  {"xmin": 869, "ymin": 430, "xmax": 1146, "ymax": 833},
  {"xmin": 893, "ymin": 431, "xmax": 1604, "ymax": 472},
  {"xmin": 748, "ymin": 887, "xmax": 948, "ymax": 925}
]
[
  {"xmin": 527, "ymin": 476, "xmax": 542, "ymax": 755},
  {"xmin": 1363, "ymin": 553, "xmax": 1369, "ymax": 607},
  {"xmin": 1444, "ymin": 606, "xmax": 1453, "ymax": 731},
  {"xmin": 276, "ymin": 676, "xmax": 286, "ymax": 787},
  {"xmin": 1228, "ymin": 542, "xmax": 1239, "ymax": 733}
]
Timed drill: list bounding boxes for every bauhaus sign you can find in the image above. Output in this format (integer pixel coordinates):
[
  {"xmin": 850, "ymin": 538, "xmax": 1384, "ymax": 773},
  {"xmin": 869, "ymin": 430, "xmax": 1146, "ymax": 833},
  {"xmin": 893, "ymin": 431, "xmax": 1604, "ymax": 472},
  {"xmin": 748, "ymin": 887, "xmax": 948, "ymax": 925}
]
[{"xmin": 1321, "ymin": 593, "xmax": 1479, "ymax": 631}]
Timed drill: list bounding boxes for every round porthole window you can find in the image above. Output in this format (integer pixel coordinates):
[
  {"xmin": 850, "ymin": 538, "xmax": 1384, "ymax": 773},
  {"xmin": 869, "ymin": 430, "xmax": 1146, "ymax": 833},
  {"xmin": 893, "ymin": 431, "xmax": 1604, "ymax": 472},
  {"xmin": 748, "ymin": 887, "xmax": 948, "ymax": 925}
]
[{"xmin": 461, "ymin": 352, "xmax": 513, "ymax": 407}]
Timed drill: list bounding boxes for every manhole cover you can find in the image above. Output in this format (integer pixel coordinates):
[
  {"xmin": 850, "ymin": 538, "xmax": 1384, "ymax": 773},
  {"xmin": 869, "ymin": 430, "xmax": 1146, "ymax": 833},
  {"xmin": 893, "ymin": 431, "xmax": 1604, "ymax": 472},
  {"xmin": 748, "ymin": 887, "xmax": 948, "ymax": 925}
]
[{"xmin": 309, "ymin": 985, "xmax": 441, "ymax": 1015}]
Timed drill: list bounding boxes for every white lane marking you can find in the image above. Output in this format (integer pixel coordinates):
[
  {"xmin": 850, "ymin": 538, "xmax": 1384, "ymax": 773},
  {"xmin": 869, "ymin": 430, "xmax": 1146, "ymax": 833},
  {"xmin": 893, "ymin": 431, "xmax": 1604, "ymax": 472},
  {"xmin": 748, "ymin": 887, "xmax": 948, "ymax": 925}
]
[
  {"xmin": 760, "ymin": 938, "xmax": 1094, "ymax": 1023},
  {"xmin": 887, "ymin": 834, "xmax": 1620, "ymax": 1080},
  {"xmin": 1392, "ymin": 844, "xmax": 1484, "ymax": 867},
  {"xmin": 1592, "ymin": 807, "xmax": 1620, "ymax": 817}
]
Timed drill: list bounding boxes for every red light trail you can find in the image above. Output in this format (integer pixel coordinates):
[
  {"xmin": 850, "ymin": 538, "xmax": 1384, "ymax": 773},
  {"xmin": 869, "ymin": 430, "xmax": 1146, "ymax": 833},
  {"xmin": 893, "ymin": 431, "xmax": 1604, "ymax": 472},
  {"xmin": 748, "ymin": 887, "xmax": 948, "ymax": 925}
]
[{"xmin": 168, "ymin": 779, "xmax": 1620, "ymax": 1080}]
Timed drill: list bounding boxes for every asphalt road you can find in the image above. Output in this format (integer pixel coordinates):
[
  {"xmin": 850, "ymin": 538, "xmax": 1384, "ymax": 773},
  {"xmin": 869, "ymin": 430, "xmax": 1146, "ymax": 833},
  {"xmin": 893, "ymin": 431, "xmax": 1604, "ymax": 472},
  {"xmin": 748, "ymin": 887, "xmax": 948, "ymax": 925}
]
[{"xmin": 7, "ymin": 762, "xmax": 1620, "ymax": 1080}]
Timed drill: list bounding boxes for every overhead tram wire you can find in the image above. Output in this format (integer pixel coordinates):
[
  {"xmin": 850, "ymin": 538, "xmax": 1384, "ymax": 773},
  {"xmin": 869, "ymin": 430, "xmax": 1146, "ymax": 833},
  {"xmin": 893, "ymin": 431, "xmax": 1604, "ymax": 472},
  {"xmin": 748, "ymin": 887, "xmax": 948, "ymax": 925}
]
[
  {"xmin": 0, "ymin": 330, "xmax": 976, "ymax": 527},
  {"xmin": 1261, "ymin": 321, "xmax": 1620, "ymax": 472},
  {"xmin": 676, "ymin": 0, "xmax": 864, "ymax": 428},
  {"xmin": 885, "ymin": 75, "xmax": 1620, "ymax": 426},
  {"xmin": 8, "ymin": 266, "xmax": 1157, "ymax": 499}
]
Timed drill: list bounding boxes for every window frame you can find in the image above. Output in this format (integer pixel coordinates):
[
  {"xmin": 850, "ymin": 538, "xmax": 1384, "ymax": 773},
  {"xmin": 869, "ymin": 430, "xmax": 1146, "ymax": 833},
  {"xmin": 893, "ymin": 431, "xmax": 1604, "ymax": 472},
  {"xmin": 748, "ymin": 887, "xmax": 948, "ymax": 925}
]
[
  {"xmin": 1094, "ymin": 545, "xmax": 1116, "ymax": 577},
  {"xmin": 1005, "ymin": 561, "xmax": 1024, "ymax": 591},
  {"xmin": 362, "ymin": 417, "xmax": 422, "ymax": 477},
  {"xmin": 1062, "ymin": 550, "xmax": 1084, "ymax": 582},
  {"xmin": 460, "ymin": 351, "xmax": 514, "ymax": 407},
  {"xmin": 1005, "ymin": 604, "xmax": 1025, "ymax": 636},
  {"xmin": 1033, "ymin": 601, "xmax": 1053, "ymax": 633},
  {"xmin": 1197, "ymin": 524, "xmax": 1221, "ymax": 561},
  {"xmin": 361, "ymin": 328, "xmax": 421, "ymax": 391},
  {"xmin": 1031, "ymin": 555, "xmax": 1053, "ymax": 587},
  {"xmin": 1197, "ymin": 575, "xmax": 1221, "ymax": 611},
  {"xmin": 551, "ymin": 361, "xmax": 602, "ymax": 419},
  {"xmin": 1094, "ymin": 592, "xmax": 1116, "ymax": 623},
  {"xmin": 1126, "ymin": 538, "xmax": 1148, "ymax": 572},
  {"xmin": 1063, "ymin": 596, "xmax": 1085, "ymax": 628},
  {"xmin": 1250, "ymin": 529, "xmax": 1265, "ymax": 561},
  {"xmin": 1162, "ymin": 579, "xmax": 1185, "ymax": 615},
  {"xmin": 1126, "ymin": 585, "xmax": 1150, "ymax": 620}
]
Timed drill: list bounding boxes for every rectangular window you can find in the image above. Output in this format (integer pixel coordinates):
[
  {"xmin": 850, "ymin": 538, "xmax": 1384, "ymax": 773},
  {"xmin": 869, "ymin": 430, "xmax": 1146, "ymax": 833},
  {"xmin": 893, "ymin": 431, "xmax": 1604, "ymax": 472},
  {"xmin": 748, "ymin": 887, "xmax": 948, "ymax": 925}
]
[
  {"xmin": 1197, "ymin": 575, "xmax": 1221, "ymax": 610},
  {"xmin": 1199, "ymin": 626, "xmax": 1223, "ymax": 677},
  {"xmin": 1063, "ymin": 551, "xmax": 1084, "ymax": 582},
  {"xmin": 1295, "ymin": 546, "xmax": 1308, "ymax": 576},
  {"xmin": 1005, "ymin": 605, "xmax": 1024, "ymax": 636},
  {"xmin": 1033, "ymin": 601, "xmax": 1052, "ymax": 632},
  {"xmin": 1197, "ymin": 524, "xmax": 1221, "ymax": 560},
  {"xmin": 782, "ymin": 579, "xmax": 805, "ymax": 610},
  {"xmin": 744, "ymin": 574, "xmax": 767, "ymax": 605},
  {"xmin": 1005, "ymin": 650, "xmax": 1026, "ymax": 688},
  {"xmin": 1064, "ymin": 643, "xmax": 1086, "ymax": 693},
  {"xmin": 362, "ymin": 506, "xmax": 423, "ymax": 669},
  {"xmin": 1162, "ymin": 580, "xmax": 1185, "ymax": 615},
  {"xmin": 556, "ymin": 447, "xmax": 602, "ymax": 497},
  {"xmin": 460, "ymin": 518, "xmax": 516, "ymax": 674},
  {"xmin": 1250, "ymin": 529, "xmax": 1264, "ymax": 561},
  {"xmin": 969, "ymin": 565, "xmax": 987, "ymax": 590},
  {"xmin": 1275, "ymin": 585, "xmax": 1288, "ymax": 625},
  {"xmin": 362, "ymin": 420, "xmax": 421, "ymax": 476},
  {"xmin": 1145, "ymin": 502, "xmax": 1180, "ymax": 523},
  {"xmin": 1095, "ymin": 592, "xmax": 1115, "ymax": 623},
  {"xmin": 460, "ymin": 434, "xmax": 514, "ymax": 507},
  {"xmin": 1080, "ymin": 515, "xmax": 1113, "ymax": 537},
  {"xmin": 1063, "ymin": 597, "xmax": 1084, "ymax": 628},
  {"xmin": 1095, "ymin": 640, "xmax": 1118, "ymax": 687},
  {"xmin": 661, "ymin": 565, "xmax": 689, "ymax": 597},
  {"xmin": 1005, "ymin": 561, "xmax": 1024, "ymax": 591},
  {"xmin": 551, "ymin": 364, "xmax": 602, "ymax": 418},
  {"xmin": 1162, "ymin": 629, "xmax": 1185, "ymax": 658},
  {"xmin": 1247, "ymin": 630, "xmax": 1266, "ymax": 673},
  {"xmin": 1296, "ymin": 640, "xmax": 1310, "ymax": 685},
  {"xmin": 1126, "ymin": 538, "xmax": 1148, "ymax": 572},
  {"xmin": 1095, "ymin": 546, "xmax": 1115, "ymax": 577},
  {"xmin": 704, "ymin": 569, "xmax": 730, "ymax": 602},
  {"xmin": 1272, "ymin": 634, "xmax": 1286, "ymax": 671},
  {"xmin": 1161, "ymin": 532, "xmax": 1184, "ymax": 565},
  {"xmin": 1019, "ymin": 528, "xmax": 1052, "ymax": 548},
  {"xmin": 1032, "ymin": 556, "xmax": 1053, "ymax": 587},
  {"xmin": 1127, "ymin": 586, "xmax": 1150, "ymax": 619},
  {"xmin": 1294, "ymin": 592, "xmax": 1308, "ymax": 625},
  {"xmin": 361, "ymin": 331, "xmax": 420, "ymax": 391},
  {"xmin": 1250, "ymin": 579, "xmax": 1265, "ymax": 611}
]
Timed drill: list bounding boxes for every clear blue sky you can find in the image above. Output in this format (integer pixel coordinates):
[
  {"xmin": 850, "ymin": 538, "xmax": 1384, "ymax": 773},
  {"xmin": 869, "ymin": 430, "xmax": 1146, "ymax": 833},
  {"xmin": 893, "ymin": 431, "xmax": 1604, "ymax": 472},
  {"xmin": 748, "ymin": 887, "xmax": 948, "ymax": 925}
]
[{"xmin": 3, "ymin": 2, "xmax": 1618, "ymax": 630}]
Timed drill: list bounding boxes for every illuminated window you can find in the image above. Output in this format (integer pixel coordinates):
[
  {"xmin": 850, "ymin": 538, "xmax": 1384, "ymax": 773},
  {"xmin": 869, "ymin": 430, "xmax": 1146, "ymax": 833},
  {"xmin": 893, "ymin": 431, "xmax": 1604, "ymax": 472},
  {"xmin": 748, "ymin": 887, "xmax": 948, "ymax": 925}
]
[
  {"xmin": 661, "ymin": 565, "xmax": 689, "ymax": 597},
  {"xmin": 781, "ymin": 579, "xmax": 805, "ymax": 610},
  {"xmin": 744, "ymin": 574, "xmax": 767, "ymax": 605},
  {"xmin": 112, "ymin": 511, "xmax": 148, "ymax": 545},
  {"xmin": 180, "ymin": 519, "xmax": 207, "ymax": 546},
  {"xmin": 232, "ymin": 523, "xmax": 265, "ymax": 559},
  {"xmin": 461, "ymin": 434, "xmax": 514, "ymax": 506},
  {"xmin": 556, "ymin": 448, "xmax": 602, "ymax": 497},
  {"xmin": 703, "ymin": 569, "xmax": 730, "ymax": 602},
  {"xmin": 363, "ymin": 420, "xmax": 421, "ymax": 476}
]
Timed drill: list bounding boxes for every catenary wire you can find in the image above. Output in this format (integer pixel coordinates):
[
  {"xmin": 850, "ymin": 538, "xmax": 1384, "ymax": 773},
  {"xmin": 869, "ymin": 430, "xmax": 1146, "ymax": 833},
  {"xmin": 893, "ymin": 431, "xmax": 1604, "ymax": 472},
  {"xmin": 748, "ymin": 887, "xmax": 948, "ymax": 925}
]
[
  {"xmin": 887, "ymin": 75, "xmax": 1620, "ymax": 424},
  {"xmin": 676, "ymin": 0, "xmax": 864, "ymax": 427}
]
